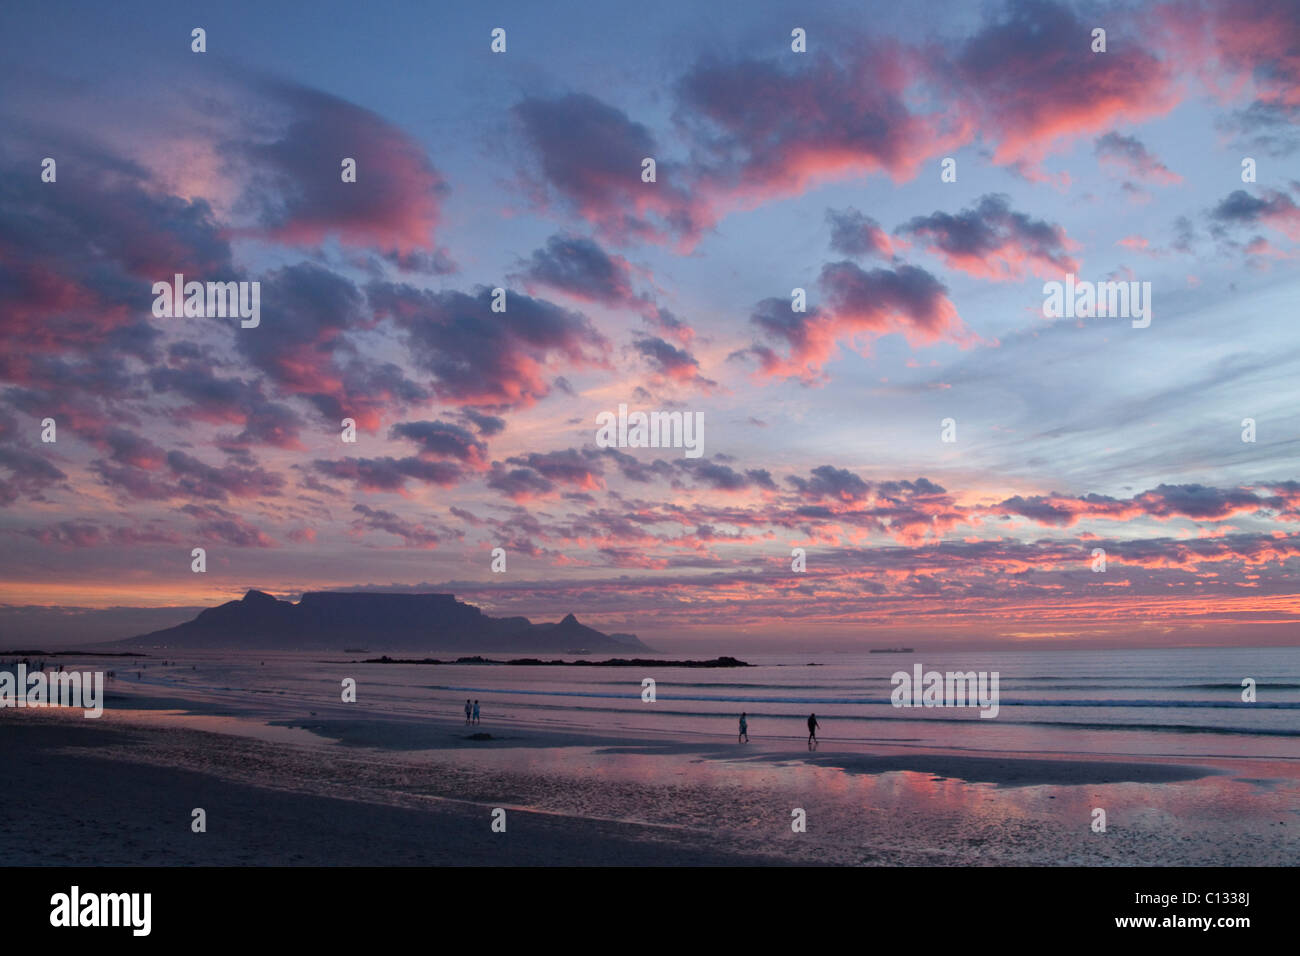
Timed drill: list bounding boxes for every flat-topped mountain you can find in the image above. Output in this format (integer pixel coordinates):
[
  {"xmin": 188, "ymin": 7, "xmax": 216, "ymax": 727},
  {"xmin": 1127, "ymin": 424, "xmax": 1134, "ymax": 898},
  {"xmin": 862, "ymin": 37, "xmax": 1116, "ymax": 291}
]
[{"xmin": 123, "ymin": 590, "xmax": 651, "ymax": 652}]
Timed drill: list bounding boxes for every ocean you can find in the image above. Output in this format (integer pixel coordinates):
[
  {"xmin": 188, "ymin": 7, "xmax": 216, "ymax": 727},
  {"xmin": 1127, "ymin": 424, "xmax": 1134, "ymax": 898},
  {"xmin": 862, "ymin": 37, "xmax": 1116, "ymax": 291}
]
[{"xmin": 71, "ymin": 645, "xmax": 1300, "ymax": 760}]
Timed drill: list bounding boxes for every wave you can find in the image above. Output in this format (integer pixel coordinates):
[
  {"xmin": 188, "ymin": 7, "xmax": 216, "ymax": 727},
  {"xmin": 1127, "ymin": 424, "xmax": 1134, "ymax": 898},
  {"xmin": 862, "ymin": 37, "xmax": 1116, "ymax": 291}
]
[
  {"xmin": 429, "ymin": 684, "xmax": 1300, "ymax": 709},
  {"xmin": 426, "ymin": 695, "xmax": 1300, "ymax": 739},
  {"xmin": 1003, "ymin": 699, "xmax": 1300, "ymax": 709},
  {"xmin": 472, "ymin": 677, "xmax": 1300, "ymax": 693}
]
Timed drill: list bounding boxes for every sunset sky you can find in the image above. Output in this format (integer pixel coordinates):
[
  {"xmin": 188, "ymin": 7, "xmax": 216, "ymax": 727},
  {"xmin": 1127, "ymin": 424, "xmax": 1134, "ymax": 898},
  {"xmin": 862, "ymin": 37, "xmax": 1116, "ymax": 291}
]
[{"xmin": 2, "ymin": 0, "xmax": 1299, "ymax": 650}]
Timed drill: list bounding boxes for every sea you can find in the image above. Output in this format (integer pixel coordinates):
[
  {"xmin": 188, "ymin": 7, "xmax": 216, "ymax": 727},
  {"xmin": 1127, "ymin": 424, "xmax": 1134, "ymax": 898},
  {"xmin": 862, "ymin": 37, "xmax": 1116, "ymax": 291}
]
[{"xmin": 51, "ymin": 644, "xmax": 1300, "ymax": 761}]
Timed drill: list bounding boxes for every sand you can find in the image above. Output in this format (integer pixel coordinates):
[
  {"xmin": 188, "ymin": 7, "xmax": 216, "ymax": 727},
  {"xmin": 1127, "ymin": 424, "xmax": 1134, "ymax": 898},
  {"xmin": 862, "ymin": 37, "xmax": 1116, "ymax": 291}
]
[
  {"xmin": 2, "ymin": 716, "xmax": 788, "ymax": 866},
  {"xmin": 4, "ymin": 706, "xmax": 1297, "ymax": 866}
]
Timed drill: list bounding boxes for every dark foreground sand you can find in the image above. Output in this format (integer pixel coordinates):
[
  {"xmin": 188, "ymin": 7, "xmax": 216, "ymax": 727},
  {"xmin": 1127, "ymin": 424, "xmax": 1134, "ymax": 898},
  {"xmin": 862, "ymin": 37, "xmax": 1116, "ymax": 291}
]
[{"xmin": 2, "ymin": 717, "xmax": 789, "ymax": 866}]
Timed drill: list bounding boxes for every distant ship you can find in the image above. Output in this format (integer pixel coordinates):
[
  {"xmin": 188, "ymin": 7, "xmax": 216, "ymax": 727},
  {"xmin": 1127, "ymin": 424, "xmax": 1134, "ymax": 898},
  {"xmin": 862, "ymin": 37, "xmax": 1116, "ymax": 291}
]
[
  {"xmin": 566, "ymin": 648, "xmax": 591, "ymax": 655},
  {"xmin": 869, "ymin": 647, "xmax": 914, "ymax": 653},
  {"xmin": 344, "ymin": 647, "xmax": 369, "ymax": 653}
]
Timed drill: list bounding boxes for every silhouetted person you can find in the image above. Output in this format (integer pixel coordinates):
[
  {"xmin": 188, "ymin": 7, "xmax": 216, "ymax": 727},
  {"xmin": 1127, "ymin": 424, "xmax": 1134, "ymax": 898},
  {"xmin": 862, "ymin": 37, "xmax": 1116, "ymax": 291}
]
[
  {"xmin": 472, "ymin": 700, "xmax": 481, "ymax": 725},
  {"xmin": 738, "ymin": 712, "xmax": 748, "ymax": 743},
  {"xmin": 465, "ymin": 699, "xmax": 472, "ymax": 725},
  {"xmin": 807, "ymin": 713, "xmax": 820, "ymax": 750}
]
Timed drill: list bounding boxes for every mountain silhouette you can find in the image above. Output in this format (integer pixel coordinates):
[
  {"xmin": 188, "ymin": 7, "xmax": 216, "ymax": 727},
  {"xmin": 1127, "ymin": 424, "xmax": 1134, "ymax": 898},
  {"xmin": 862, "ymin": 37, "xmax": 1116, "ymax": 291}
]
[{"xmin": 122, "ymin": 590, "xmax": 651, "ymax": 652}]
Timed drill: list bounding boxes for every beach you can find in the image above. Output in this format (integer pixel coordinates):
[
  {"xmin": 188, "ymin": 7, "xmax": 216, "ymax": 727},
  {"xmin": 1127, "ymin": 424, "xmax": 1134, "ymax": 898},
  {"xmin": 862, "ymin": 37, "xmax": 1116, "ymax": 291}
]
[{"xmin": 4, "ymin": 647, "xmax": 1298, "ymax": 866}]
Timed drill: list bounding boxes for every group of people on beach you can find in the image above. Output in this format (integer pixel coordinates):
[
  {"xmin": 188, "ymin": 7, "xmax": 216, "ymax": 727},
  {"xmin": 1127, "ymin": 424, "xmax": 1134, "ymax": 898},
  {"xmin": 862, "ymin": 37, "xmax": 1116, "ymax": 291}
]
[
  {"xmin": 454, "ymin": 698, "xmax": 824, "ymax": 744},
  {"xmin": 738, "ymin": 712, "xmax": 820, "ymax": 749}
]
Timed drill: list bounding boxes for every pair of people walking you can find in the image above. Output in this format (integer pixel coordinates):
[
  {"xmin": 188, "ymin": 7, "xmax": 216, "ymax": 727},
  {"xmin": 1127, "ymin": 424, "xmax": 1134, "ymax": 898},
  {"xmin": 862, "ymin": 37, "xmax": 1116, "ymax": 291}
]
[
  {"xmin": 464, "ymin": 699, "xmax": 480, "ymax": 725},
  {"xmin": 736, "ymin": 712, "xmax": 820, "ymax": 747}
]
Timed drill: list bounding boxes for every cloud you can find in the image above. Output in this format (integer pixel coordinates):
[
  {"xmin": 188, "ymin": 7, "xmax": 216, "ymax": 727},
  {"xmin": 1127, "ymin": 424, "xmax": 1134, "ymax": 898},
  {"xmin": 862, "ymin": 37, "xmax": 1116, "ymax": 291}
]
[
  {"xmin": 744, "ymin": 262, "xmax": 968, "ymax": 382},
  {"xmin": 632, "ymin": 335, "xmax": 714, "ymax": 387},
  {"xmin": 148, "ymin": 363, "xmax": 307, "ymax": 450},
  {"xmin": 675, "ymin": 45, "xmax": 965, "ymax": 210},
  {"xmin": 232, "ymin": 76, "xmax": 449, "ymax": 254},
  {"xmin": 1094, "ymin": 132, "xmax": 1181, "ymax": 185},
  {"xmin": 1209, "ymin": 189, "xmax": 1300, "ymax": 239},
  {"xmin": 313, "ymin": 456, "xmax": 464, "ymax": 495},
  {"xmin": 993, "ymin": 483, "xmax": 1282, "ymax": 526},
  {"xmin": 485, "ymin": 462, "xmax": 560, "ymax": 501},
  {"xmin": 390, "ymin": 420, "xmax": 489, "ymax": 468},
  {"xmin": 238, "ymin": 262, "xmax": 428, "ymax": 432},
  {"xmin": 351, "ymin": 503, "xmax": 446, "ymax": 548},
  {"xmin": 512, "ymin": 93, "xmax": 700, "ymax": 244},
  {"xmin": 367, "ymin": 282, "xmax": 609, "ymax": 409},
  {"xmin": 1169, "ymin": 0, "xmax": 1300, "ymax": 155},
  {"xmin": 460, "ymin": 409, "xmax": 507, "ymax": 437},
  {"xmin": 786, "ymin": 465, "xmax": 872, "ymax": 502},
  {"xmin": 0, "ymin": 137, "xmax": 230, "ymax": 405},
  {"xmin": 21, "ymin": 521, "xmax": 105, "ymax": 548},
  {"xmin": 165, "ymin": 451, "xmax": 285, "ymax": 501},
  {"xmin": 949, "ymin": 0, "xmax": 1180, "ymax": 168},
  {"xmin": 826, "ymin": 208, "xmax": 896, "ymax": 260},
  {"xmin": 675, "ymin": 458, "xmax": 775, "ymax": 493},
  {"xmin": 103, "ymin": 429, "xmax": 166, "ymax": 470},
  {"xmin": 89, "ymin": 446, "xmax": 285, "ymax": 504},
  {"xmin": 896, "ymin": 194, "xmax": 1079, "ymax": 280},
  {"xmin": 0, "ymin": 445, "xmax": 67, "ymax": 505},
  {"xmin": 180, "ymin": 503, "xmax": 276, "ymax": 548},
  {"xmin": 501, "ymin": 449, "xmax": 605, "ymax": 492},
  {"xmin": 644, "ymin": 306, "xmax": 695, "ymax": 347},
  {"xmin": 511, "ymin": 233, "xmax": 647, "ymax": 308}
]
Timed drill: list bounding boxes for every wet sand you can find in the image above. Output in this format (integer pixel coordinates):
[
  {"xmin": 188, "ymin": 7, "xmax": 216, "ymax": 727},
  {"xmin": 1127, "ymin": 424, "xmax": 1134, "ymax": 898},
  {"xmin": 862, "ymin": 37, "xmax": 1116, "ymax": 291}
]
[
  {"xmin": 2, "ymin": 716, "xmax": 789, "ymax": 866},
  {"xmin": 5, "ymin": 706, "xmax": 1297, "ymax": 865}
]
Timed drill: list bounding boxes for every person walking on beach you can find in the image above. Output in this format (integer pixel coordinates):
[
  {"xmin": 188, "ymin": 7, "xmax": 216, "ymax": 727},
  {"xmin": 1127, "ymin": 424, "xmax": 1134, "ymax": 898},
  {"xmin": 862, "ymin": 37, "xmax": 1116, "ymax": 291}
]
[
  {"xmin": 465, "ymin": 699, "xmax": 472, "ymax": 725},
  {"xmin": 807, "ymin": 713, "xmax": 820, "ymax": 750},
  {"xmin": 738, "ymin": 712, "xmax": 748, "ymax": 743},
  {"xmin": 472, "ymin": 700, "xmax": 481, "ymax": 725}
]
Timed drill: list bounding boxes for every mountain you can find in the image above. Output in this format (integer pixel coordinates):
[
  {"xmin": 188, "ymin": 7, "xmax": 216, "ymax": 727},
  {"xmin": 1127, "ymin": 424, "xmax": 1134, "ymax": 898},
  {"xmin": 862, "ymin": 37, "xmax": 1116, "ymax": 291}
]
[{"xmin": 121, "ymin": 590, "xmax": 653, "ymax": 652}]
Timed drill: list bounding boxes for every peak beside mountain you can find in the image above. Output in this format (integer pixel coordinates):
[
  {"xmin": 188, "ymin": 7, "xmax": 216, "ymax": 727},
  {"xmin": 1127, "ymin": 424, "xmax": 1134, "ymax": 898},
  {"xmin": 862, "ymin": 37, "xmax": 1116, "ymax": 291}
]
[{"xmin": 122, "ymin": 591, "xmax": 652, "ymax": 653}]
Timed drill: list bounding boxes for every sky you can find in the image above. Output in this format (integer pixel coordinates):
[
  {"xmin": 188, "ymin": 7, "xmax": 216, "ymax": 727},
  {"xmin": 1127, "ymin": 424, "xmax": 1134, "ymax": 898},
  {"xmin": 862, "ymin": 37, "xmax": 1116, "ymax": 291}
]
[{"xmin": 1, "ymin": 0, "xmax": 1298, "ymax": 652}]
